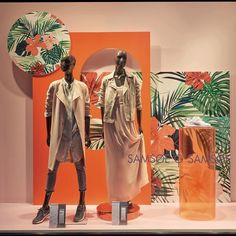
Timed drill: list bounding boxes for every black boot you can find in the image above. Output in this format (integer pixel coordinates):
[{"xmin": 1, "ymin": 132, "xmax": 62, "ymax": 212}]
[
  {"xmin": 32, "ymin": 191, "xmax": 52, "ymax": 224},
  {"xmin": 74, "ymin": 191, "xmax": 86, "ymax": 222}
]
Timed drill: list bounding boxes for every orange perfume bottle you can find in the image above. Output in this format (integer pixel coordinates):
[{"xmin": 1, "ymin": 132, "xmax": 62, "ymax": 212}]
[{"xmin": 179, "ymin": 126, "xmax": 216, "ymax": 220}]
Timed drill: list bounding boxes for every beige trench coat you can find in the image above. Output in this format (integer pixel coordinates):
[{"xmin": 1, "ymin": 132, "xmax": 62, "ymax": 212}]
[
  {"xmin": 45, "ymin": 79, "xmax": 90, "ymax": 171},
  {"xmin": 97, "ymin": 70, "xmax": 142, "ymax": 123}
]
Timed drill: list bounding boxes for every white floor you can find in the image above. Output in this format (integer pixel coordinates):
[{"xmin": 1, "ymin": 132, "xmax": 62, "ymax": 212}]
[{"xmin": 0, "ymin": 203, "xmax": 236, "ymax": 233}]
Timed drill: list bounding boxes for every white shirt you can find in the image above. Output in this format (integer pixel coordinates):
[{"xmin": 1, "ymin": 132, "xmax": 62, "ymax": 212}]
[{"xmin": 56, "ymin": 79, "xmax": 83, "ymax": 163}]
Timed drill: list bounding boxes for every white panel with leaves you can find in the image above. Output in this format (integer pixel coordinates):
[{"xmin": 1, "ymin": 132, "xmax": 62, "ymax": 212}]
[{"xmin": 150, "ymin": 71, "xmax": 230, "ymax": 203}]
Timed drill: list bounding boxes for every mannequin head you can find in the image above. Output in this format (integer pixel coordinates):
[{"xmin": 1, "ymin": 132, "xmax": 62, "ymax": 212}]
[
  {"xmin": 115, "ymin": 50, "xmax": 127, "ymax": 73},
  {"xmin": 60, "ymin": 55, "xmax": 76, "ymax": 74}
]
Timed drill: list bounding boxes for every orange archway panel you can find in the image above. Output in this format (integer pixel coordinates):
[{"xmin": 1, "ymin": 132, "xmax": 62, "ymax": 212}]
[{"xmin": 33, "ymin": 32, "xmax": 151, "ymax": 204}]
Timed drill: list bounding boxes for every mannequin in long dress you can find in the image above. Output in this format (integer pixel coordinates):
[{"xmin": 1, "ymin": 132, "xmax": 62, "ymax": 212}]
[{"xmin": 99, "ymin": 50, "xmax": 149, "ymax": 208}]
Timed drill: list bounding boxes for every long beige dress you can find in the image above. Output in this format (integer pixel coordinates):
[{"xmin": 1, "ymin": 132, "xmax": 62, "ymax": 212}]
[{"xmin": 104, "ymin": 85, "xmax": 149, "ymax": 202}]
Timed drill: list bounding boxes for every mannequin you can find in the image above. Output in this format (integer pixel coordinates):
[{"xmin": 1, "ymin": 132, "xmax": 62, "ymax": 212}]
[
  {"xmin": 98, "ymin": 50, "xmax": 149, "ymax": 208},
  {"xmin": 32, "ymin": 55, "xmax": 91, "ymax": 224}
]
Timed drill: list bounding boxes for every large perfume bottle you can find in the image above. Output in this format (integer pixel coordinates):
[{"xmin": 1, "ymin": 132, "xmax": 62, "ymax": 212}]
[{"xmin": 179, "ymin": 126, "xmax": 216, "ymax": 220}]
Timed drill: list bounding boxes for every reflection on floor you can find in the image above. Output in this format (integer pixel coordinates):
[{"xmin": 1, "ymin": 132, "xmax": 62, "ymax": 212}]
[{"xmin": 0, "ymin": 203, "xmax": 236, "ymax": 233}]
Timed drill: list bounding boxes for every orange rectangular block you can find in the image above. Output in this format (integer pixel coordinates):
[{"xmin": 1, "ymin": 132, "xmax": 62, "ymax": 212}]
[
  {"xmin": 179, "ymin": 126, "xmax": 216, "ymax": 220},
  {"xmin": 33, "ymin": 32, "xmax": 151, "ymax": 205}
]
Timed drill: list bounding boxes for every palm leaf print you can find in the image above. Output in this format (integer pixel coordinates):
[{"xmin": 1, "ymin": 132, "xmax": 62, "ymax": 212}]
[
  {"xmin": 190, "ymin": 71, "xmax": 230, "ymax": 117},
  {"xmin": 159, "ymin": 83, "xmax": 202, "ymax": 128},
  {"xmin": 7, "ymin": 11, "xmax": 71, "ymax": 76},
  {"xmin": 150, "ymin": 71, "xmax": 230, "ymax": 203},
  {"xmin": 89, "ymin": 118, "xmax": 104, "ymax": 150}
]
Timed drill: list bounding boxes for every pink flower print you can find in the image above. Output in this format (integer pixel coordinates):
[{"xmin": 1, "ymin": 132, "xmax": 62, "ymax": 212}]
[{"xmin": 42, "ymin": 34, "xmax": 59, "ymax": 50}]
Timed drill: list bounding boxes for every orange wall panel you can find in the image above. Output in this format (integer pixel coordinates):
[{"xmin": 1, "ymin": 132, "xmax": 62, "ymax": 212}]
[{"xmin": 33, "ymin": 32, "xmax": 151, "ymax": 204}]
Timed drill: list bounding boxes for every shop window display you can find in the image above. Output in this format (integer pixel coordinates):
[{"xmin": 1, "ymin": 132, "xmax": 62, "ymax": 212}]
[{"xmin": 4, "ymin": 8, "xmax": 233, "ymax": 233}]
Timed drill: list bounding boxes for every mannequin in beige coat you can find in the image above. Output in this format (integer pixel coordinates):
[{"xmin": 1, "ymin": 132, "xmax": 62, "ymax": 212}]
[
  {"xmin": 98, "ymin": 50, "xmax": 149, "ymax": 210},
  {"xmin": 32, "ymin": 55, "xmax": 91, "ymax": 224}
]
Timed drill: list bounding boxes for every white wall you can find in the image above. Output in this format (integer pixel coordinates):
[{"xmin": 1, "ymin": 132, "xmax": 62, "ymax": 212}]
[{"xmin": 0, "ymin": 2, "xmax": 235, "ymax": 202}]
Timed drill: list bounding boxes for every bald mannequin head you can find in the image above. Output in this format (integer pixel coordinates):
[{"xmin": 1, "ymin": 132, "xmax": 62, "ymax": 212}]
[
  {"xmin": 60, "ymin": 55, "xmax": 76, "ymax": 73},
  {"xmin": 115, "ymin": 50, "xmax": 127, "ymax": 72}
]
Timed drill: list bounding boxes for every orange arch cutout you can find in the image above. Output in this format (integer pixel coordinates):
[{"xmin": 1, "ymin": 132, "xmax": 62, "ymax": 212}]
[{"xmin": 33, "ymin": 32, "xmax": 151, "ymax": 204}]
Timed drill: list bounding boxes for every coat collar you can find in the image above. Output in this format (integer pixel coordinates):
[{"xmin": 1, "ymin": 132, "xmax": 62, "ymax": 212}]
[
  {"xmin": 107, "ymin": 69, "xmax": 134, "ymax": 94},
  {"xmin": 56, "ymin": 78, "xmax": 82, "ymax": 106}
]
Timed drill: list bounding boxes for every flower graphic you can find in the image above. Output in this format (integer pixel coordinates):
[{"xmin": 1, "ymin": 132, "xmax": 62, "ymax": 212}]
[
  {"xmin": 185, "ymin": 72, "xmax": 211, "ymax": 91},
  {"xmin": 151, "ymin": 169, "xmax": 163, "ymax": 195},
  {"xmin": 152, "ymin": 176, "xmax": 162, "ymax": 189},
  {"xmin": 151, "ymin": 117, "xmax": 176, "ymax": 158},
  {"xmin": 8, "ymin": 11, "xmax": 71, "ymax": 76},
  {"xmin": 81, "ymin": 72, "xmax": 111, "ymax": 105},
  {"xmin": 42, "ymin": 33, "xmax": 59, "ymax": 50},
  {"xmin": 26, "ymin": 34, "xmax": 46, "ymax": 56},
  {"xmin": 31, "ymin": 62, "xmax": 45, "ymax": 76},
  {"xmin": 179, "ymin": 153, "xmax": 216, "ymax": 203}
]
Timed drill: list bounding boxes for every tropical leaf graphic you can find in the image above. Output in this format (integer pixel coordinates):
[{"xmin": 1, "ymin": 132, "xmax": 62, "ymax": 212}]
[
  {"xmin": 152, "ymin": 157, "xmax": 179, "ymax": 203},
  {"xmin": 89, "ymin": 118, "xmax": 104, "ymax": 150},
  {"xmin": 150, "ymin": 72, "xmax": 161, "ymax": 117},
  {"xmin": 151, "ymin": 71, "xmax": 231, "ymax": 203},
  {"xmin": 41, "ymin": 45, "xmax": 63, "ymax": 65},
  {"xmin": 16, "ymin": 54, "xmax": 38, "ymax": 71},
  {"xmin": 216, "ymin": 153, "xmax": 231, "ymax": 194},
  {"xmin": 44, "ymin": 64, "xmax": 55, "ymax": 74},
  {"xmin": 15, "ymin": 40, "xmax": 31, "ymax": 57},
  {"xmin": 58, "ymin": 40, "xmax": 71, "ymax": 57},
  {"xmin": 7, "ymin": 20, "xmax": 30, "ymax": 52},
  {"xmin": 7, "ymin": 20, "xmax": 29, "ymax": 52},
  {"xmin": 157, "ymin": 72, "xmax": 186, "ymax": 83},
  {"xmin": 132, "ymin": 71, "xmax": 143, "ymax": 83},
  {"xmin": 158, "ymin": 83, "xmax": 202, "ymax": 128},
  {"xmin": 7, "ymin": 11, "xmax": 71, "ymax": 76},
  {"xmin": 34, "ymin": 11, "xmax": 49, "ymax": 19},
  {"xmin": 89, "ymin": 138, "xmax": 104, "ymax": 150},
  {"xmin": 190, "ymin": 71, "xmax": 230, "ymax": 117},
  {"xmin": 202, "ymin": 116, "xmax": 230, "ymax": 154}
]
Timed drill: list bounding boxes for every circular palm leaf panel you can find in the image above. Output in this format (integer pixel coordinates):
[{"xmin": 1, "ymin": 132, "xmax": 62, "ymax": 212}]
[{"xmin": 7, "ymin": 11, "xmax": 71, "ymax": 77}]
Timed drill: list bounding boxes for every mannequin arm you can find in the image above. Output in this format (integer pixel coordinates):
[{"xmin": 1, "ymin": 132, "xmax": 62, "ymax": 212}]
[
  {"xmin": 46, "ymin": 116, "xmax": 52, "ymax": 146},
  {"xmin": 137, "ymin": 109, "xmax": 143, "ymax": 134},
  {"xmin": 85, "ymin": 116, "xmax": 91, "ymax": 147},
  {"xmin": 101, "ymin": 107, "xmax": 104, "ymax": 138}
]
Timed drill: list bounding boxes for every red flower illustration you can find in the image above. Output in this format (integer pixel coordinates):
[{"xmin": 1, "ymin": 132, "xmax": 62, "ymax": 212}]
[
  {"xmin": 151, "ymin": 117, "xmax": 176, "ymax": 158},
  {"xmin": 31, "ymin": 62, "xmax": 45, "ymax": 76},
  {"xmin": 81, "ymin": 72, "xmax": 111, "ymax": 105},
  {"xmin": 152, "ymin": 176, "xmax": 162, "ymax": 189},
  {"xmin": 26, "ymin": 34, "xmax": 46, "ymax": 56},
  {"xmin": 185, "ymin": 72, "xmax": 211, "ymax": 91},
  {"xmin": 151, "ymin": 169, "xmax": 162, "ymax": 194}
]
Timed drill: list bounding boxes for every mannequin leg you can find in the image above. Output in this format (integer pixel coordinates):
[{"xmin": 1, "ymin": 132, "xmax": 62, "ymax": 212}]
[
  {"xmin": 74, "ymin": 158, "xmax": 87, "ymax": 222},
  {"xmin": 32, "ymin": 160, "xmax": 60, "ymax": 224},
  {"xmin": 79, "ymin": 190, "xmax": 86, "ymax": 205},
  {"xmin": 42, "ymin": 191, "xmax": 53, "ymax": 209},
  {"xmin": 75, "ymin": 157, "xmax": 86, "ymax": 194}
]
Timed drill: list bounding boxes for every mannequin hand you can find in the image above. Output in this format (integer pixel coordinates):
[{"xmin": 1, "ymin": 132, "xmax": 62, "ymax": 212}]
[
  {"xmin": 46, "ymin": 135, "xmax": 50, "ymax": 146},
  {"xmin": 85, "ymin": 135, "xmax": 91, "ymax": 148},
  {"xmin": 138, "ymin": 126, "xmax": 143, "ymax": 134}
]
